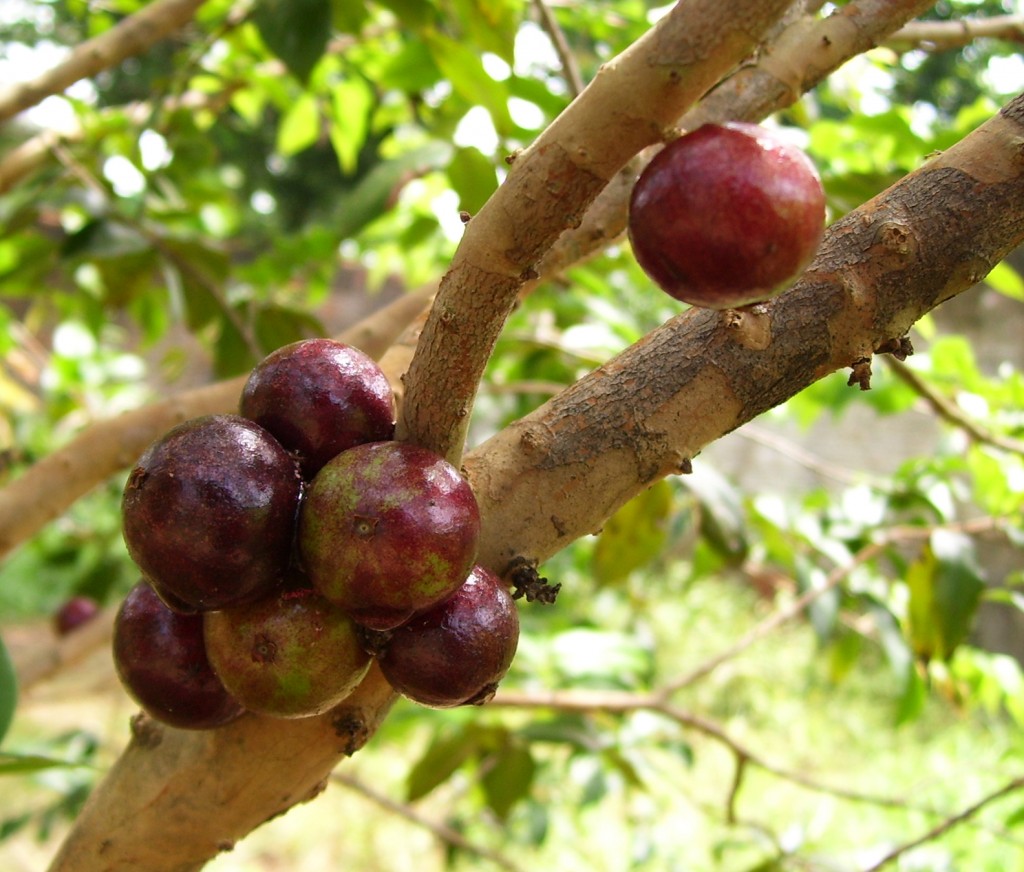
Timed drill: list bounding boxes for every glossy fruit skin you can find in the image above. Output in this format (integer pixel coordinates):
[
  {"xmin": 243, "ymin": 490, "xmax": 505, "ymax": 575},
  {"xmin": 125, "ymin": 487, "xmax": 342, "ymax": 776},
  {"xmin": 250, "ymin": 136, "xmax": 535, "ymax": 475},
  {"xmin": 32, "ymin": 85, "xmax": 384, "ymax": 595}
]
[
  {"xmin": 298, "ymin": 441, "xmax": 481, "ymax": 631},
  {"xmin": 240, "ymin": 338, "xmax": 396, "ymax": 479},
  {"xmin": 113, "ymin": 580, "xmax": 245, "ymax": 730},
  {"xmin": 121, "ymin": 415, "xmax": 302, "ymax": 613},
  {"xmin": 378, "ymin": 565, "xmax": 519, "ymax": 708},
  {"xmin": 53, "ymin": 595, "xmax": 100, "ymax": 636},
  {"xmin": 204, "ymin": 584, "xmax": 371, "ymax": 719},
  {"xmin": 628, "ymin": 122, "xmax": 826, "ymax": 309}
]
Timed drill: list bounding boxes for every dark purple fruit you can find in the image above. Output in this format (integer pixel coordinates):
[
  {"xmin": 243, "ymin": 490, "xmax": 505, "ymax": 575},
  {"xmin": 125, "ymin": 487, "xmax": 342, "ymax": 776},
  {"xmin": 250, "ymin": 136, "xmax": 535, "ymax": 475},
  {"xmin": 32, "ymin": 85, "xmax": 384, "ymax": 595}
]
[
  {"xmin": 121, "ymin": 415, "xmax": 301, "ymax": 613},
  {"xmin": 113, "ymin": 580, "xmax": 245, "ymax": 730},
  {"xmin": 53, "ymin": 595, "xmax": 100, "ymax": 636},
  {"xmin": 378, "ymin": 565, "xmax": 519, "ymax": 708},
  {"xmin": 628, "ymin": 122, "xmax": 825, "ymax": 309},
  {"xmin": 298, "ymin": 441, "xmax": 481, "ymax": 631},
  {"xmin": 204, "ymin": 585, "xmax": 371, "ymax": 719},
  {"xmin": 240, "ymin": 338, "xmax": 396, "ymax": 479}
]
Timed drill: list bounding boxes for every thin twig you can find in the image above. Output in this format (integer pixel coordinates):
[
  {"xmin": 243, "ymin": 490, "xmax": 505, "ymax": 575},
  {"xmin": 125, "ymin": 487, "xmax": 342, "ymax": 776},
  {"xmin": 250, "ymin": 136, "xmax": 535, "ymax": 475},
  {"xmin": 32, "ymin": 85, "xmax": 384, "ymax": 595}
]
[
  {"xmin": 885, "ymin": 356, "xmax": 1024, "ymax": 456},
  {"xmin": 331, "ymin": 771, "xmax": 525, "ymax": 872},
  {"xmin": 886, "ymin": 15, "xmax": 1024, "ymax": 52},
  {"xmin": 862, "ymin": 775, "xmax": 1024, "ymax": 871},
  {"xmin": 531, "ymin": 0, "xmax": 585, "ymax": 98}
]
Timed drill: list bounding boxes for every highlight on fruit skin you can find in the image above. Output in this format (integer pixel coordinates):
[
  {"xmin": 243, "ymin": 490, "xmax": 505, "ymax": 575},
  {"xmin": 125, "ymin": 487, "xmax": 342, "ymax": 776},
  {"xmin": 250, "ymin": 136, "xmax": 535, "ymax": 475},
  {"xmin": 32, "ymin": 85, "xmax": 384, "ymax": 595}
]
[
  {"xmin": 298, "ymin": 441, "xmax": 482, "ymax": 631},
  {"xmin": 377, "ymin": 564, "xmax": 520, "ymax": 709},
  {"xmin": 203, "ymin": 583, "xmax": 372, "ymax": 719},
  {"xmin": 113, "ymin": 580, "xmax": 245, "ymax": 730},
  {"xmin": 120, "ymin": 414, "xmax": 302, "ymax": 614},
  {"xmin": 627, "ymin": 121, "xmax": 826, "ymax": 310},
  {"xmin": 240, "ymin": 338, "xmax": 396, "ymax": 480}
]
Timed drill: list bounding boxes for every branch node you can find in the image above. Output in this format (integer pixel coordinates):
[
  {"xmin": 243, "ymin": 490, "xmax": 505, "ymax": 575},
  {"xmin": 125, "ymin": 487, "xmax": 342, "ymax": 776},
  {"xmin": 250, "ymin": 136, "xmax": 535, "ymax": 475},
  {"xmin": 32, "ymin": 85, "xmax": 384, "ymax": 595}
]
[{"xmin": 505, "ymin": 556, "xmax": 561, "ymax": 604}]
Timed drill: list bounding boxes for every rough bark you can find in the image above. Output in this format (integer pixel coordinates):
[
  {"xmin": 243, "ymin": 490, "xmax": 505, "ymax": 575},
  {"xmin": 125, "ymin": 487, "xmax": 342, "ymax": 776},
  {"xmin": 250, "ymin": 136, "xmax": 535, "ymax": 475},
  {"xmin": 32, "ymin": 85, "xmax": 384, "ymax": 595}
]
[
  {"xmin": 397, "ymin": 0, "xmax": 795, "ymax": 463},
  {"xmin": 46, "ymin": 91, "xmax": 1024, "ymax": 872},
  {"xmin": 0, "ymin": 0, "xmax": 208, "ymax": 124}
]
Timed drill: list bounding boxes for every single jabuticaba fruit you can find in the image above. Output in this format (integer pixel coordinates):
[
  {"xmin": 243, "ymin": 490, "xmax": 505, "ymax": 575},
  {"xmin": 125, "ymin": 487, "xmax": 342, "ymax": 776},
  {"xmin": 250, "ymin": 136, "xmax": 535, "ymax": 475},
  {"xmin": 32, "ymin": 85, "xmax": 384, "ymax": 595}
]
[
  {"xmin": 628, "ymin": 122, "xmax": 826, "ymax": 309},
  {"xmin": 378, "ymin": 565, "xmax": 519, "ymax": 708},
  {"xmin": 121, "ymin": 414, "xmax": 301, "ymax": 613},
  {"xmin": 298, "ymin": 441, "xmax": 481, "ymax": 631},
  {"xmin": 240, "ymin": 338, "xmax": 396, "ymax": 479},
  {"xmin": 113, "ymin": 580, "xmax": 245, "ymax": 730},
  {"xmin": 204, "ymin": 585, "xmax": 371, "ymax": 718},
  {"xmin": 53, "ymin": 595, "xmax": 100, "ymax": 636}
]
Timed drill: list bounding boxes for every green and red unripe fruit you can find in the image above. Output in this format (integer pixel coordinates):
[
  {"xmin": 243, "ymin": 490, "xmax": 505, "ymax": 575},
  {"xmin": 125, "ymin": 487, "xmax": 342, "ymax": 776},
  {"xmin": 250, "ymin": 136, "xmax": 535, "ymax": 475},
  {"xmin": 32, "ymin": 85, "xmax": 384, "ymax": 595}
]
[
  {"xmin": 240, "ymin": 339, "xmax": 396, "ymax": 479},
  {"xmin": 203, "ymin": 584, "xmax": 371, "ymax": 719},
  {"xmin": 113, "ymin": 580, "xmax": 245, "ymax": 730},
  {"xmin": 121, "ymin": 415, "xmax": 302, "ymax": 613},
  {"xmin": 378, "ymin": 565, "xmax": 519, "ymax": 708},
  {"xmin": 298, "ymin": 441, "xmax": 481, "ymax": 631},
  {"xmin": 628, "ymin": 122, "xmax": 826, "ymax": 310}
]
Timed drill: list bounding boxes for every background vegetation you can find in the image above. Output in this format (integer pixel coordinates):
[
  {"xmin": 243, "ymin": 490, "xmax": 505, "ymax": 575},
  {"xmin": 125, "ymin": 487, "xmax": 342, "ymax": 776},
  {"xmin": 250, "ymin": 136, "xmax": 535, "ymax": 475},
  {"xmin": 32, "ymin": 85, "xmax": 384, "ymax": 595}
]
[{"xmin": 1, "ymin": 0, "xmax": 1023, "ymax": 869}]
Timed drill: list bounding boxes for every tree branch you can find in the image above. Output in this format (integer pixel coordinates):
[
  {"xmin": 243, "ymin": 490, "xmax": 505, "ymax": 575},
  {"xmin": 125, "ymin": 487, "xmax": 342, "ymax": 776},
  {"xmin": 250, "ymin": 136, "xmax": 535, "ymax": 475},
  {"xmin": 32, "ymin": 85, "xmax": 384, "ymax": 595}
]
[
  {"xmin": 396, "ymin": 0, "xmax": 795, "ymax": 463},
  {"xmin": 465, "ymin": 91, "xmax": 1024, "ymax": 574},
  {"xmin": 0, "ymin": 0, "xmax": 209, "ymax": 125},
  {"xmin": 862, "ymin": 775, "xmax": 1024, "ymax": 871},
  {"xmin": 886, "ymin": 15, "xmax": 1024, "ymax": 53}
]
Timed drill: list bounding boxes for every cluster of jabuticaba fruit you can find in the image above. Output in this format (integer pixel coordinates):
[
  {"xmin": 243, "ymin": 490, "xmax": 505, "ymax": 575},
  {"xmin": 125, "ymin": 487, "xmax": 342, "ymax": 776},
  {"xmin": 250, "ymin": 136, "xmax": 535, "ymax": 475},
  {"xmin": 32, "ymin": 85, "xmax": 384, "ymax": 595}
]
[{"xmin": 115, "ymin": 338, "xmax": 519, "ymax": 729}]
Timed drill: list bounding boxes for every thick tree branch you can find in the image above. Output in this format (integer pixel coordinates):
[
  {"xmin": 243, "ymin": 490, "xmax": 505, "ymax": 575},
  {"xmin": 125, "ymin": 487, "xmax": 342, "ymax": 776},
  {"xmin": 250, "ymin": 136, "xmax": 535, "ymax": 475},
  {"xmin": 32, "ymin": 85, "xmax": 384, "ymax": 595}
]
[
  {"xmin": 396, "ymin": 0, "xmax": 795, "ymax": 463},
  {"xmin": 44, "ymin": 91, "xmax": 1024, "ymax": 872},
  {"xmin": 465, "ymin": 92, "xmax": 1024, "ymax": 574},
  {"xmin": 0, "ymin": 0, "xmax": 209, "ymax": 125}
]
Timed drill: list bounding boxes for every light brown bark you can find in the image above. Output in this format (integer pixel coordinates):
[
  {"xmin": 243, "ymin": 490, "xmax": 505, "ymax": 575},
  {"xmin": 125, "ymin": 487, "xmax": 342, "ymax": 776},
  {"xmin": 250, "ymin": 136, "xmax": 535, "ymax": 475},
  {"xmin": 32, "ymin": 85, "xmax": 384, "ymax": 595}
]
[
  {"xmin": 396, "ymin": 0, "xmax": 796, "ymax": 463},
  {"xmin": 0, "ymin": 0, "xmax": 208, "ymax": 124},
  {"xmin": 46, "ymin": 91, "xmax": 1024, "ymax": 872}
]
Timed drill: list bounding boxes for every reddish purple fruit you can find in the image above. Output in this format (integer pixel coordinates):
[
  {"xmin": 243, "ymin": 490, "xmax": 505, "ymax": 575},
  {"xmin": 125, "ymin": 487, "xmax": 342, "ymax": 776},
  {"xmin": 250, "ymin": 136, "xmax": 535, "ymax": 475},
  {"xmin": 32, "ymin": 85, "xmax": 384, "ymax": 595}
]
[
  {"xmin": 298, "ymin": 441, "xmax": 481, "ymax": 631},
  {"xmin": 204, "ymin": 584, "xmax": 371, "ymax": 719},
  {"xmin": 53, "ymin": 595, "xmax": 100, "ymax": 636},
  {"xmin": 121, "ymin": 415, "xmax": 301, "ymax": 613},
  {"xmin": 113, "ymin": 580, "xmax": 245, "ymax": 730},
  {"xmin": 378, "ymin": 565, "xmax": 520, "ymax": 708},
  {"xmin": 240, "ymin": 338, "xmax": 396, "ymax": 479},
  {"xmin": 628, "ymin": 122, "xmax": 826, "ymax": 309}
]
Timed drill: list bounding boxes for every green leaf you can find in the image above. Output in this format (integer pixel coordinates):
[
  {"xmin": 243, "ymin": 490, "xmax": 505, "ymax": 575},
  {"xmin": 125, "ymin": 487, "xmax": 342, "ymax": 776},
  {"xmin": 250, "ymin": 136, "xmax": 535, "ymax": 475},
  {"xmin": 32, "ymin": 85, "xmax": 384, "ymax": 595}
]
[
  {"xmin": 277, "ymin": 92, "xmax": 321, "ymax": 157},
  {"xmin": 447, "ymin": 147, "xmax": 498, "ymax": 216},
  {"xmin": 592, "ymin": 480, "xmax": 674, "ymax": 587},
  {"xmin": 253, "ymin": 305, "xmax": 323, "ymax": 353},
  {"xmin": 331, "ymin": 0, "xmax": 369, "ymax": 33},
  {"xmin": 422, "ymin": 29, "xmax": 513, "ymax": 135},
  {"xmin": 406, "ymin": 726, "xmax": 480, "ymax": 802},
  {"xmin": 336, "ymin": 141, "xmax": 452, "ymax": 239},
  {"xmin": 906, "ymin": 531, "xmax": 986, "ymax": 663},
  {"xmin": 984, "ymin": 261, "xmax": 1024, "ymax": 302},
  {"xmin": 253, "ymin": 0, "xmax": 331, "ymax": 84},
  {"xmin": 329, "ymin": 77, "xmax": 374, "ymax": 175},
  {"xmin": 0, "ymin": 752, "xmax": 93, "ymax": 775},
  {"xmin": 0, "ymin": 635, "xmax": 15, "ymax": 748},
  {"xmin": 449, "ymin": 0, "xmax": 521, "ymax": 64},
  {"xmin": 481, "ymin": 739, "xmax": 535, "ymax": 821}
]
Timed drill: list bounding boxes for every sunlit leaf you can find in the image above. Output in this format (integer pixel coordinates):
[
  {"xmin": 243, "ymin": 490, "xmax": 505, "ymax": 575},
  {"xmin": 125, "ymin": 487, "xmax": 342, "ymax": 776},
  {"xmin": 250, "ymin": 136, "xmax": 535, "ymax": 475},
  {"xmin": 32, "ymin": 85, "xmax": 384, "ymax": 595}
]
[
  {"xmin": 447, "ymin": 146, "xmax": 498, "ymax": 215},
  {"xmin": 984, "ymin": 261, "xmax": 1024, "ymax": 302},
  {"xmin": 329, "ymin": 77, "xmax": 374, "ymax": 175},
  {"xmin": 277, "ymin": 93, "xmax": 321, "ymax": 157},
  {"xmin": 422, "ymin": 29, "xmax": 513, "ymax": 135}
]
